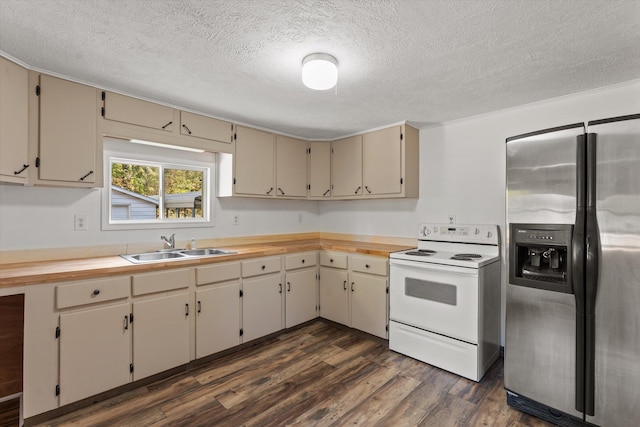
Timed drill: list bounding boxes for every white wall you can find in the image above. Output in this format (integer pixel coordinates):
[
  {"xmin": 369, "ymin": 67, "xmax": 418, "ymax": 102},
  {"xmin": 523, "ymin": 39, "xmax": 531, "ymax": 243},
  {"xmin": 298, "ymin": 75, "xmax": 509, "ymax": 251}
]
[{"xmin": 318, "ymin": 79, "xmax": 640, "ymax": 344}]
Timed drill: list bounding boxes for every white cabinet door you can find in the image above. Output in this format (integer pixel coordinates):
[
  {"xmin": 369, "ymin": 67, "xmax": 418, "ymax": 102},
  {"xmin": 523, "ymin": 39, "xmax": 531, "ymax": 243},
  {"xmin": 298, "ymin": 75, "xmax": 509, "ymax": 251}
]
[
  {"xmin": 39, "ymin": 74, "xmax": 97, "ymax": 184},
  {"xmin": 363, "ymin": 126, "xmax": 402, "ymax": 196},
  {"xmin": 276, "ymin": 135, "xmax": 308, "ymax": 198},
  {"xmin": 234, "ymin": 126, "xmax": 275, "ymax": 196},
  {"xmin": 0, "ymin": 57, "xmax": 29, "ymax": 183},
  {"xmin": 132, "ymin": 292, "xmax": 190, "ymax": 380},
  {"xmin": 331, "ymin": 135, "xmax": 362, "ymax": 197},
  {"xmin": 196, "ymin": 282, "xmax": 241, "ymax": 358},
  {"xmin": 242, "ymin": 274, "xmax": 282, "ymax": 342},
  {"xmin": 319, "ymin": 267, "xmax": 349, "ymax": 326},
  {"xmin": 59, "ymin": 302, "xmax": 131, "ymax": 405},
  {"xmin": 308, "ymin": 142, "xmax": 331, "ymax": 198},
  {"xmin": 350, "ymin": 272, "xmax": 388, "ymax": 339},
  {"xmin": 285, "ymin": 268, "xmax": 317, "ymax": 328}
]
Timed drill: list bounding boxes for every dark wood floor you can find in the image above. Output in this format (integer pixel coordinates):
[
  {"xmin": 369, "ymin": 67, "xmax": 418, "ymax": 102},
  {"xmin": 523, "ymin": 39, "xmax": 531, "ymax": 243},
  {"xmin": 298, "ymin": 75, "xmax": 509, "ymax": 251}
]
[{"xmin": 33, "ymin": 320, "xmax": 553, "ymax": 426}]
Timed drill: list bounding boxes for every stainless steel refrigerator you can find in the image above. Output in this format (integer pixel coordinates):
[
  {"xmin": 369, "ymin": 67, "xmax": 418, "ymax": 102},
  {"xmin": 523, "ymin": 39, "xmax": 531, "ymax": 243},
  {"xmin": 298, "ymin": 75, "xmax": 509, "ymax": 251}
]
[{"xmin": 505, "ymin": 114, "xmax": 640, "ymax": 427}]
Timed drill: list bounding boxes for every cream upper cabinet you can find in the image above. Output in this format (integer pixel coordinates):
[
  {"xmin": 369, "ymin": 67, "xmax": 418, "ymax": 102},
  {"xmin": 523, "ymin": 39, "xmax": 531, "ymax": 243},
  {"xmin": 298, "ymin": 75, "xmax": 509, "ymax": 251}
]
[
  {"xmin": 0, "ymin": 57, "xmax": 29, "ymax": 183},
  {"xmin": 102, "ymin": 91, "xmax": 175, "ymax": 132},
  {"xmin": 308, "ymin": 142, "xmax": 331, "ymax": 198},
  {"xmin": 331, "ymin": 135, "xmax": 363, "ymax": 198},
  {"xmin": 276, "ymin": 135, "xmax": 308, "ymax": 198},
  {"xmin": 363, "ymin": 126, "xmax": 402, "ymax": 196},
  {"xmin": 36, "ymin": 74, "xmax": 97, "ymax": 185},
  {"xmin": 234, "ymin": 125, "xmax": 276, "ymax": 196},
  {"xmin": 180, "ymin": 111, "xmax": 233, "ymax": 143}
]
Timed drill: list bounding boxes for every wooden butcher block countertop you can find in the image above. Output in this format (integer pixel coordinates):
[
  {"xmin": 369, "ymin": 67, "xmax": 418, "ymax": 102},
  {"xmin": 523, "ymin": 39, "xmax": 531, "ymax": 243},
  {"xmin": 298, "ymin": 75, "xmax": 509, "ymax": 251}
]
[{"xmin": 0, "ymin": 238, "xmax": 414, "ymax": 289}]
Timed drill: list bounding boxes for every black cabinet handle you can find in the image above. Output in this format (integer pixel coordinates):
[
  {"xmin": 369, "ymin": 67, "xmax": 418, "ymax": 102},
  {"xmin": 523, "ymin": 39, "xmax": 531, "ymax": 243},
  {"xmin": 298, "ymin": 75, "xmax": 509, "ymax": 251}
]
[
  {"xmin": 355, "ymin": 186, "xmax": 361, "ymax": 194},
  {"xmin": 197, "ymin": 301, "xmax": 202, "ymax": 313},
  {"xmin": 92, "ymin": 289, "xmax": 100, "ymax": 295},
  {"xmin": 323, "ymin": 189, "xmax": 330, "ymax": 196},
  {"xmin": 14, "ymin": 164, "xmax": 29, "ymax": 175},
  {"xmin": 351, "ymin": 282, "xmax": 355, "ymax": 292},
  {"xmin": 287, "ymin": 282, "xmax": 291, "ymax": 292},
  {"xmin": 266, "ymin": 187, "xmax": 274, "ymax": 195},
  {"xmin": 161, "ymin": 121, "xmax": 173, "ymax": 129},
  {"xmin": 343, "ymin": 280, "xmax": 347, "ymax": 290},
  {"xmin": 365, "ymin": 186, "xmax": 372, "ymax": 194},
  {"xmin": 261, "ymin": 265, "xmax": 266, "ymax": 270},
  {"xmin": 279, "ymin": 283, "xmax": 282, "ymax": 294},
  {"xmin": 301, "ymin": 259, "xmax": 305, "ymax": 264},
  {"xmin": 330, "ymin": 259, "xmax": 334, "ymax": 263},
  {"xmin": 182, "ymin": 124, "xmax": 192, "ymax": 134},
  {"xmin": 79, "ymin": 170, "xmax": 94, "ymax": 181},
  {"xmin": 278, "ymin": 187, "xmax": 285, "ymax": 195},
  {"xmin": 185, "ymin": 303, "xmax": 189, "ymax": 316},
  {"xmin": 124, "ymin": 315, "xmax": 129, "ymax": 330},
  {"xmin": 365, "ymin": 264, "xmax": 370, "ymax": 269}
]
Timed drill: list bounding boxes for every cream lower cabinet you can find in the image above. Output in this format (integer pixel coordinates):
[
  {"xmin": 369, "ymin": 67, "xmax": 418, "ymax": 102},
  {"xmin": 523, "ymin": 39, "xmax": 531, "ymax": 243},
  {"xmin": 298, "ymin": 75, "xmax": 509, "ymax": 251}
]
[
  {"xmin": 195, "ymin": 262, "xmax": 241, "ymax": 358},
  {"xmin": 284, "ymin": 252, "xmax": 318, "ymax": 328},
  {"xmin": 319, "ymin": 252, "xmax": 349, "ymax": 326},
  {"xmin": 349, "ymin": 256, "xmax": 389, "ymax": 339},
  {"xmin": 241, "ymin": 256, "xmax": 283, "ymax": 342},
  {"xmin": 56, "ymin": 276, "xmax": 131, "ymax": 406},
  {"xmin": 131, "ymin": 269, "xmax": 191, "ymax": 380},
  {"xmin": 319, "ymin": 252, "xmax": 389, "ymax": 339}
]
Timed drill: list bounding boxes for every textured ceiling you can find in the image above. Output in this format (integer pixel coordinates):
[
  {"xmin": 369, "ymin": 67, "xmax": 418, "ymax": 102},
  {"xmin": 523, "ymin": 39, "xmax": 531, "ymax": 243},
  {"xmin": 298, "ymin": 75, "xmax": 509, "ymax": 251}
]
[{"xmin": 1, "ymin": 0, "xmax": 639, "ymax": 139}]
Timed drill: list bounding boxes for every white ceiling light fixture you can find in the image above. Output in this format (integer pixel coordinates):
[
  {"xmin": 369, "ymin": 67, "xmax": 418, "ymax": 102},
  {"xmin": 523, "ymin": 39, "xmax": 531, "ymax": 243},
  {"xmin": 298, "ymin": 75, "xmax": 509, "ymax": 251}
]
[{"xmin": 302, "ymin": 53, "xmax": 338, "ymax": 90}]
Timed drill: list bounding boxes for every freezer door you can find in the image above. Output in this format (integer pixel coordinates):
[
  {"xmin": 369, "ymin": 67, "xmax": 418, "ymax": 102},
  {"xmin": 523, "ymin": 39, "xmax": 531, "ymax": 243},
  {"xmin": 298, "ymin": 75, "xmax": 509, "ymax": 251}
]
[{"xmin": 587, "ymin": 114, "xmax": 640, "ymax": 426}]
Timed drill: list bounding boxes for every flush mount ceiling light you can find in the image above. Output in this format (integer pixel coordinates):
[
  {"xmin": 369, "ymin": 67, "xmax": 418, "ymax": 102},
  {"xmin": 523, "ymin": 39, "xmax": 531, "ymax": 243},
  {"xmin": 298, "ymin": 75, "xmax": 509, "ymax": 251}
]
[{"xmin": 302, "ymin": 53, "xmax": 338, "ymax": 90}]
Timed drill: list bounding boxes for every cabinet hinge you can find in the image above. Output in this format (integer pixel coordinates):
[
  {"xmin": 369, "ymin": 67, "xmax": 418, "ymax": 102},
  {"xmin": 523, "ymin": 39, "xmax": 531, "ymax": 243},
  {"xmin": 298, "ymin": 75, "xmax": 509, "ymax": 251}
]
[
  {"xmin": 240, "ymin": 328, "xmax": 244, "ymax": 337},
  {"xmin": 35, "ymin": 157, "xmax": 40, "ymax": 168},
  {"xmin": 130, "ymin": 363, "xmax": 134, "ymax": 373},
  {"xmin": 239, "ymin": 289, "xmax": 243, "ymax": 297},
  {"xmin": 35, "ymin": 85, "xmax": 40, "ymax": 96},
  {"xmin": 400, "ymin": 177, "xmax": 403, "ymax": 185},
  {"xmin": 101, "ymin": 91, "xmax": 106, "ymax": 101},
  {"xmin": 129, "ymin": 313, "xmax": 134, "ymax": 323},
  {"xmin": 307, "ymin": 148, "xmax": 311, "ymax": 154},
  {"xmin": 233, "ymin": 177, "xmax": 236, "ymax": 185},
  {"xmin": 400, "ymin": 133, "xmax": 403, "ymax": 141},
  {"xmin": 307, "ymin": 184, "xmax": 311, "ymax": 190},
  {"xmin": 55, "ymin": 326, "xmax": 60, "ymax": 338},
  {"xmin": 101, "ymin": 107, "xmax": 105, "ymax": 117},
  {"xmin": 55, "ymin": 385, "xmax": 60, "ymax": 396},
  {"xmin": 386, "ymin": 286, "xmax": 389, "ymax": 294},
  {"xmin": 386, "ymin": 324, "xmax": 389, "ymax": 331}
]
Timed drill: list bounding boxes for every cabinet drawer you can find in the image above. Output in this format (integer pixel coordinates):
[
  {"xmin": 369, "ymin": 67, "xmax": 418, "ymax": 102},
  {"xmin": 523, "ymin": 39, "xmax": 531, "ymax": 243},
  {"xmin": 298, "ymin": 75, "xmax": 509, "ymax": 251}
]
[
  {"xmin": 57, "ymin": 276, "xmax": 130, "ymax": 309},
  {"xmin": 196, "ymin": 262, "xmax": 240, "ymax": 285},
  {"xmin": 319, "ymin": 252, "xmax": 348, "ymax": 269},
  {"xmin": 132, "ymin": 268, "xmax": 191, "ymax": 296},
  {"xmin": 285, "ymin": 252, "xmax": 317, "ymax": 270},
  {"xmin": 351, "ymin": 256, "xmax": 388, "ymax": 276},
  {"xmin": 242, "ymin": 256, "xmax": 281, "ymax": 277}
]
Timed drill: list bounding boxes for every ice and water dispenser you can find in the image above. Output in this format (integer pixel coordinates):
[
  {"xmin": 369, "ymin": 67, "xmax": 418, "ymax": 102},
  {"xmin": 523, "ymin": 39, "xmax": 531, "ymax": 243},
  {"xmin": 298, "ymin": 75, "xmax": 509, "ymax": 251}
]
[{"xmin": 509, "ymin": 224, "xmax": 574, "ymax": 294}]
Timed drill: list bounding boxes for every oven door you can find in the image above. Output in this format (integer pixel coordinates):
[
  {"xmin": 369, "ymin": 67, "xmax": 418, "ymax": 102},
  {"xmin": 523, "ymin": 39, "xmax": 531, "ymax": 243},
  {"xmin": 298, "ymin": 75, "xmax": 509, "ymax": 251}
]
[{"xmin": 390, "ymin": 258, "xmax": 479, "ymax": 343}]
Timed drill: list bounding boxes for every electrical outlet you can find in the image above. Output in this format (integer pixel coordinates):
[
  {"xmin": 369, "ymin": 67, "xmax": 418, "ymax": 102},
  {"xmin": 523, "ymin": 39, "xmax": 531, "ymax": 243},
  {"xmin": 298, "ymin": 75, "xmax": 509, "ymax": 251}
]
[
  {"xmin": 298, "ymin": 213, "xmax": 303, "ymax": 224},
  {"xmin": 74, "ymin": 214, "xmax": 87, "ymax": 231},
  {"xmin": 233, "ymin": 215, "xmax": 240, "ymax": 225},
  {"xmin": 448, "ymin": 214, "xmax": 456, "ymax": 224}
]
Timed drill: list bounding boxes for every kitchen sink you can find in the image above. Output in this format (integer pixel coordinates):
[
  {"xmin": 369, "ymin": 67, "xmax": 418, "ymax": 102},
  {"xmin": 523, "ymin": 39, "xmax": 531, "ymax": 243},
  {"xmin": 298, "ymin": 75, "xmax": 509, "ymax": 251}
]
[
  {"xmin": 180, "ymin": 248, "xmax": 235, "ymax": 256},
  {"xmin": 121, "ymin": 248, "xmax": 236, "ymax": 264}
]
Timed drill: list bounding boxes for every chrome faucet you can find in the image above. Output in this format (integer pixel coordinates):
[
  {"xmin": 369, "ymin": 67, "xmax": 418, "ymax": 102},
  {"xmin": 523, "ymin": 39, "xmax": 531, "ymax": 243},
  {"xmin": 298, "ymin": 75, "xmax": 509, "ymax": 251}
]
[{"xmin": 161, "ymin": 233, "xmax": 176, "ymax": 250}]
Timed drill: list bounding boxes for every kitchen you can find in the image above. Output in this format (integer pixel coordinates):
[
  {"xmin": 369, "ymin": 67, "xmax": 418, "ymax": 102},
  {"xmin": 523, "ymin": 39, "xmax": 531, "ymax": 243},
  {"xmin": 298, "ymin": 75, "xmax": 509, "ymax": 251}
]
[{"xmin": 1, "ymin": 1, "xmax": 639, "ymax": 426}]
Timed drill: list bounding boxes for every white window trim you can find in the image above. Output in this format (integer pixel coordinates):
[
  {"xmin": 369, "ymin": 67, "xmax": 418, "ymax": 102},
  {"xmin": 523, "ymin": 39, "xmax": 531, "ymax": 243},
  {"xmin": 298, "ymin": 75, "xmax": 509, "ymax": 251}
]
[{"xmin": 102, "ymin": 137, "xmax": 215, "ymax": 231}]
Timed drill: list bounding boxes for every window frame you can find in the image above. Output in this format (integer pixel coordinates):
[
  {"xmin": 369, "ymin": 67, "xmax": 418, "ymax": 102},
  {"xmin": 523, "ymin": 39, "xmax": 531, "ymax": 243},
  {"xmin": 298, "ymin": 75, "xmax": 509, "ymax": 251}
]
[{"xmin": 101, "ymin": 138, "xmax": 214, "ymax": 231}]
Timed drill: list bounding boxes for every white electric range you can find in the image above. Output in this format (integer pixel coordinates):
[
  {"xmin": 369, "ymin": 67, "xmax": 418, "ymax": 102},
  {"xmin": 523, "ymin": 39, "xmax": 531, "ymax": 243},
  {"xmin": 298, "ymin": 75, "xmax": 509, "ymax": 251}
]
[{"xmin": 389, "ymin": 223, "xmax": 502, "ymax": 381}]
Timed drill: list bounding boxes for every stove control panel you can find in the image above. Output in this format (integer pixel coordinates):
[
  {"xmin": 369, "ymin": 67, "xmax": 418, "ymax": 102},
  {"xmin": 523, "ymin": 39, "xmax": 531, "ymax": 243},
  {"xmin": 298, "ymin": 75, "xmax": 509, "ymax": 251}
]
[{"xmin": 419, "ymin": 223, "xmax": 499, "ymax": 245}]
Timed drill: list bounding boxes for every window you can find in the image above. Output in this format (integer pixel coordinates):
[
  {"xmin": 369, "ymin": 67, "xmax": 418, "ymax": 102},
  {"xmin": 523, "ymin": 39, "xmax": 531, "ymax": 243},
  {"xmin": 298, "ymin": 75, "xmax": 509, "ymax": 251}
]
[{"xmin": 102, "ymin": 138, "xmax": 214, "ymax": 230}]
